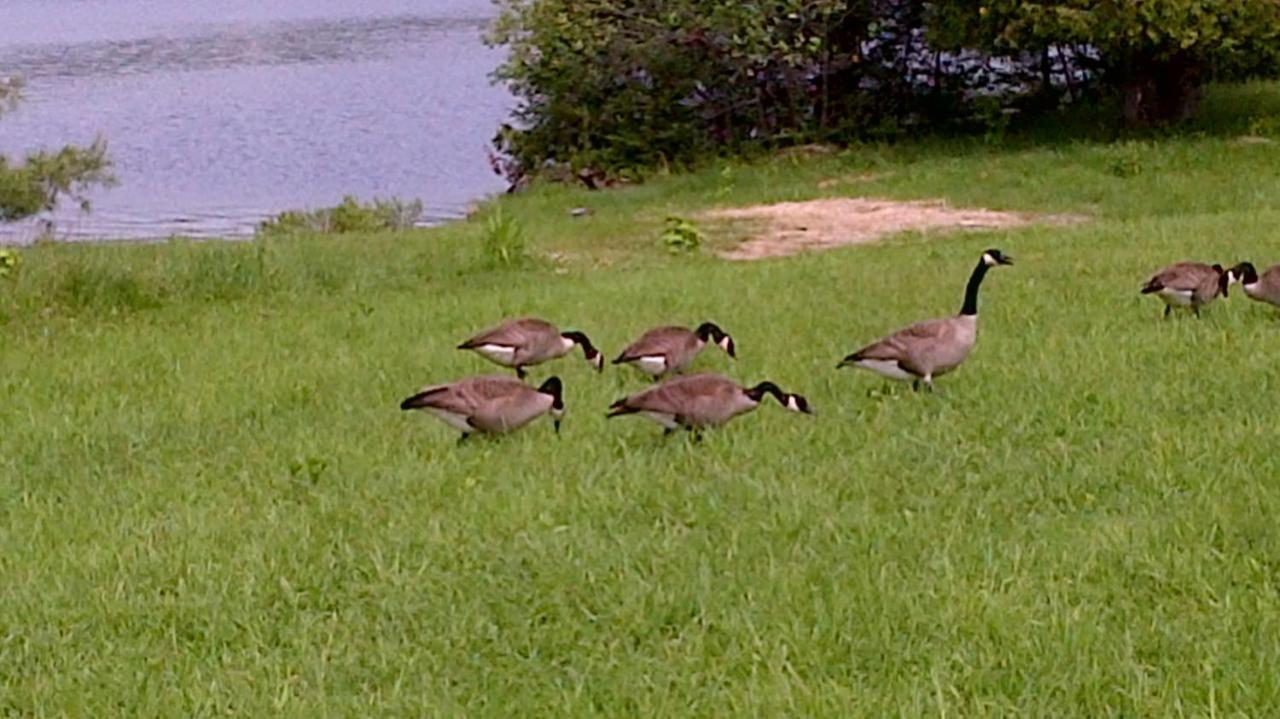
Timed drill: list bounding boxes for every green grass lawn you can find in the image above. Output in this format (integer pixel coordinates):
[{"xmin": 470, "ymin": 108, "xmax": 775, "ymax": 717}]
[{"xmin": 4, "ymin": 84, "xmax": 1280, "ymax": 715}]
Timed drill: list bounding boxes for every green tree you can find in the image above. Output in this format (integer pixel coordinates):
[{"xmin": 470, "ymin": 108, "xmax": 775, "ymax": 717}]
[
  {"xmin": 0, "ymin": 74, "xmax": 115, "ymax": 224},
  {"xmin": 930, "ymin": 0, "xmax": 1280, "ymax": 125}
]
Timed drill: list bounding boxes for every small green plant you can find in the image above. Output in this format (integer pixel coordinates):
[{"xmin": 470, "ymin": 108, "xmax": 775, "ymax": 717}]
[
  {"xmin": 660, "ymin": 216, "xmax": 704, "ymax": 254},
  {"xmin": 481, "ymin": 208, "xmax": 529, "ymax": 268},
  {"xmin": 0, "ymin": 249, "xmax": 17, "ymax": 278},
  {"xmin": 1246, "ymin": 114, "xmax": 1280, "ymax": 137},
  {"xmin": 256, "ymin": 196, "xmax": 423, "ymax": 237},
  {"xmin": 1104, "ymin": 140, "xmax": 1149, "ymax": 178}
]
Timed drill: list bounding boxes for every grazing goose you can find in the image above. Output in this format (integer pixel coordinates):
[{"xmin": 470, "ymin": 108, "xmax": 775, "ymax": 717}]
[
  {"xmin": 458, "ymin": 317, "xmax": 603, "ymax": 378},
  {"xmin": 1140, "ymin": 262, "xmax": 1231, "ymax": 317},
  {"xmin": 606, "ymin": 372, "xmax": 813, "ymax": 436},
  {"xmin": 1229, "ymin": 262, "xmax": 1280, "ymax": 309},
  {"xmin": 837, "ymin": 248, "xmax": 1013, "ymax": 392},
  {"xmin": 612, "ymin": 322, "xmax": 736, "ymax": 379},
  {"xmin": 400, "ymin": 375, "xmax": 564, "ymax": 443}
]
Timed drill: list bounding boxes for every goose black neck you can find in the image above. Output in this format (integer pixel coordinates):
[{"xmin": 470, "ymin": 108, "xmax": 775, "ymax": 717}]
[
  {"xmin": 745, "ymin": 381, "xmax": 785, "ymax": 405},
  {"xmin": 695, "ymin": 322, "xmax": 722, "ymax": 342},
  {"xmin": 561, "ymin": 331, "xmax": 597, "ymax": 357},
  {"xmin": 537, "ymin": 376, "xmax": 564, "ymax": 408},
  {"xmin": 960, "ymin": 260, "xmax": 990, "ymax": 316}
]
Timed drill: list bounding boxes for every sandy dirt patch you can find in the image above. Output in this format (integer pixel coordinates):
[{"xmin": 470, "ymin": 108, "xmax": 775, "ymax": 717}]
[{"xmin": 704, "ymin": 197, "xmax": 1082, "ymax": 261}]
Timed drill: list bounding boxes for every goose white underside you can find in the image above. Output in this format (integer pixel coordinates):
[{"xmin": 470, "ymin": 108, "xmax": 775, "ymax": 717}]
[
  {"xmin": 472, "ymin": 344, "xmax": 518, "ymax": 365},
  {"xmin": 639, "ymin": 411, "xmax": 680, "ymax": 429},
  {"xmin": 425, "ymin": 408, "xmax": 474, "ymax": 433},
  {"xmin": 1157, "ymin": 288, "xmax": 1194, "ymax": 307},
  {"xmin": 853, "ymin": 359, "xmax": 917, "ymax": 382},
  {"xmin": 633, "ymin": 356, "xmax": 669, "ymax": 376}
]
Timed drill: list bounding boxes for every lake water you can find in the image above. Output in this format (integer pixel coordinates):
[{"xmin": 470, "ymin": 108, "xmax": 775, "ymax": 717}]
[{"xmin": 0, "ymin": 0, "xmax": 512, "ymax": 242}]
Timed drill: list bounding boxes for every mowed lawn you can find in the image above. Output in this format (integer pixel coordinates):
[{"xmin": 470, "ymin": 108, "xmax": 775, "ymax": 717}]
[{"xmin": 3, "ymin": 85, "xmax": 1280, "ymax": 715}]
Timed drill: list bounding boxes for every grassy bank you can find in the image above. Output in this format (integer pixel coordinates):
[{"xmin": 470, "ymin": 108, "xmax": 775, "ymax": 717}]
[{"xmin": 3, "ymin": 84, "xmax": 1280, "ymax": 715}]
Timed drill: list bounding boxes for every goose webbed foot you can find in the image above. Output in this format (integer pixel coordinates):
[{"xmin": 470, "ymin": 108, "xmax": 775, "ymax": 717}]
[{"xmin": 457, "ymin": 433, "xmax": 472, "ymax": 446}]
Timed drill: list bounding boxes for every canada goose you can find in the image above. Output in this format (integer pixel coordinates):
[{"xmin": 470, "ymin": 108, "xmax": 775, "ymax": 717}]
[
  {"xmin": 837, "ymin": 248, "xmax": 1013, "ymax": 391},
  {"xmin": 612, "ymin": 322, "xmax": 736, "ymax": 379},
  {"xmin": 1229, "ymin": 262, "xmax": 1280, "ymax": 309},
  {"xmin": 458, "ymin": 317, "xmax": 603, "ymax": 378},
  {"xmin": 1140, "ymin": 262, "xmax": 1232, "ymax": 317},
  {"xmin": 606, "ymin": 372, "xmax": 813, "ymax": 436},
  {"xmin": 400, "ymin": 375, "xmax": 564, "ymax": 443}
]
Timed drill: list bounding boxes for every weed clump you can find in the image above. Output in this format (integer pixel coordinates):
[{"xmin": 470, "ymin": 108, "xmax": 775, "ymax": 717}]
[{"xmin": 256, "ymin": 195, "xmax": 423, "ymax": 237}]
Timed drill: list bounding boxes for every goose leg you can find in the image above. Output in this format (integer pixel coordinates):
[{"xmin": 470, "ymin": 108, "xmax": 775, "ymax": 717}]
[
  {"xmin": 1163, "ymin": 305, "xmax": 1171, "ymax": 319},
  {"xmin": 911, "ymin": 379, "xmax": 922, "ymax": 392},
  {"xmin": 457, "ymin": 433, "xmax": 472, "ymax": 446},
  {"xmin": 515, "ymin": 366, "xmax": 527, "ymax": 380},
  {"xmin": 1193, "ymin": 305, "xmax": 1201, "ymax": 318}
]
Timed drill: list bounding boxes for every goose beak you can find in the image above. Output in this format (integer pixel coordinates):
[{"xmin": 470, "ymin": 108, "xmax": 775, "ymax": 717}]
[{"xmin": 998, "ymin": 255, "xmax": 1014, "ymax": 266}]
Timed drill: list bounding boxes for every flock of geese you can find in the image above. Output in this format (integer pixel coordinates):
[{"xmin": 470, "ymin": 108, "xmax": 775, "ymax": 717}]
[{"xmin": 399, "ymin": 249, "xmax": 1280, "ymax": 444}]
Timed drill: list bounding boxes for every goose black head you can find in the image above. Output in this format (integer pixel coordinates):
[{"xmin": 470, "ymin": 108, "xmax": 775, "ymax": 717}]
[
  {"xmin": 562, "ymin": 331, "xmax": 604, "ymax": 372},
  {"xmin": 1231, "ymin": 261, "xmax": 1259, "ymax": 286},
  {"xmin": 783, "ymin": 393, "xmax": 815, "ymax": 415},
  {"xmin": 695, "ymin": 321, "xmax": 736, "ymax": 358},
  {"xmin": 981, "ymin": 248, "xmax": 1014, "ymax": 266},
  {"xmin": 538, "ymin": 376, "xmax": 565, "ymax": 433},
  {"xmin": 745, "ymin": 381, "xmax": 814, "ymax": 415}
]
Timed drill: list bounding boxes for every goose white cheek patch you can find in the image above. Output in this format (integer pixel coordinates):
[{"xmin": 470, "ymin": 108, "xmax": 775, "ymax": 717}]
[
  {"xmin": 717, "ymin": 336, "xmax": 733, "ymax": 352},
  {"xmin": 785, "ymin": 395, "xmax": 802, "ymax": 412}
]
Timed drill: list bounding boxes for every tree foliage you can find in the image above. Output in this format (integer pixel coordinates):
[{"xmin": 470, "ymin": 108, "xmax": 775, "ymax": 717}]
[
  {"xmin": 931, "ymin": 0, "xmax": 1280, "ymax": 124},
  {"xmin": 488, "ymin": 0, "xmax": 1280, "ymax": 182},
  {"xmin": 0, "ymin": 74, "xmax": 115, "ymax": 224}
]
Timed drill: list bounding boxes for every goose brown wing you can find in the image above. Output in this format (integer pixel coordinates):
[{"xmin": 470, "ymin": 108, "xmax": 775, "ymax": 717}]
[
  {"xmin": 614, "ymin": 326, "xmax": 693, "ymax": 362},
  {"xmin": 1142, "ymin": 262, "xmax": 1212, "ymax": 293},
  {"xmin": 619, "ymin": 373, "xmax": 735, "ymax": 413},
  {"xmin": 850, "ymin": 317, "xmax": 950, "ymax": 361},
  {"xmin": 407, "ymin": 376, "xmax": 527, "ymax": 414},
  {"xmin": 458, "ymin": 317, "xmax": 556, "ymax": 349}
]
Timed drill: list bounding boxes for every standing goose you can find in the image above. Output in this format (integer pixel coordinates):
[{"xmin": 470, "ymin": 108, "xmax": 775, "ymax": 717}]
[
  {"xmin": 612, "ymin": 321, "xmax": 736, "ymax": 379},
  {"xmin": 400, "ymin": 375, "xmax": 565, "ymax": 443},
  {"xmin": 606, "ymin": 372, "xmax": 813, "ymax": 436},
  {"xmin": 837, "ymin": 248, "xmax": 1013, "ymax": 392},
  {"xmin": 1229, "ymin": 262, "xmax": 1280, "ymax": 309},
  {"xmin": 458, "ymin": 317, "xmax": 603, "ymax": 378},
  {"xmin": 1140, "ymin": 262, "xmax": 1231, "ymax": 317}
]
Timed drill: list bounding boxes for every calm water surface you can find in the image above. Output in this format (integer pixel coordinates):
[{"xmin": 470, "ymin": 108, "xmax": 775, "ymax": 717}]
[{"xmin": 0, "ymin": 0, "xmax": 511, "ymax": 242}]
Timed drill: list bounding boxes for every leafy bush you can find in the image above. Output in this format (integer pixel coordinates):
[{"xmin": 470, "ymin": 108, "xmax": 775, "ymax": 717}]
[
  {"xmin": 0, "ymin": 249, "xmax": 17, "ymax": 279},
  {"xmin": 481, "ymin": 208, "xmax": 529, "ymax": 268},
  {"xmin": 256, "ymin": 195, "xmax": 423, "ymax": 237},
  {"xmin": 1, "ymin": 75, "xmax": 115, "ymax": 224},
  {"xmin": 660, "ymin": 216, "xmax": 703, "ymax": 255}
]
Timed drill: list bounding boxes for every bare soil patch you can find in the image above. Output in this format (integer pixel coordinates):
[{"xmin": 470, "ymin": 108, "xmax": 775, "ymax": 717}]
[{"xmin": 704, "ymin": 197, "xmax": 1083, "ymax": 261}]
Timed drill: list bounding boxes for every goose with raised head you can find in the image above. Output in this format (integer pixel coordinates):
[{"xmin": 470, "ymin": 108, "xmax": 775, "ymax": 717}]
[
  {"xmin": 400, "ymin": 375, "xmax": 565, "ymax": 443},
  {"xmin": 606, "ymin": 372, "xmax": 813, "ymax": 436},
  {"xmin": 457, "ymin": 317, "xmax": 603, "ymax": 378},
  {"xmin": 1229, "ymin": 262, "xmax": 1280, "ymax": 309},
  {"xmin": 837, "ymin": 248, "xmax": 1013, "ymax": 392},
  {"xmin": 612, "ymin": 321, "xmax": 736, "ymax": 379},
  {"xmin": 1140, "ymin": 262, "xmax": 1232, "ymax": 317}
]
